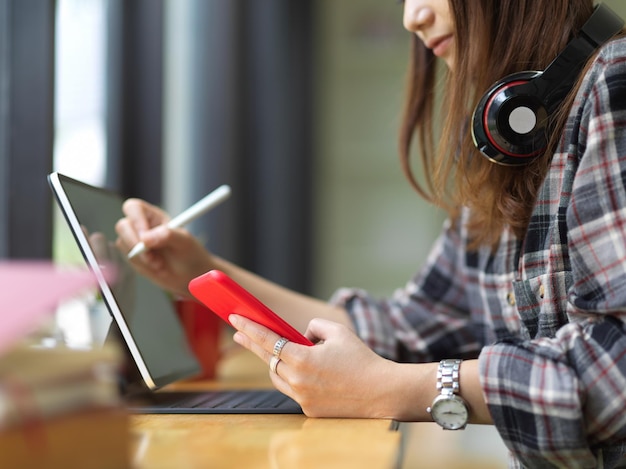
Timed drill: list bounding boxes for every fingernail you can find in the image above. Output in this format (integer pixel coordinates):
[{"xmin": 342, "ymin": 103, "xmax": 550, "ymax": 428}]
[{"xmin": 229, "ymin": 314, "xmax": 239, "ymax": 327}]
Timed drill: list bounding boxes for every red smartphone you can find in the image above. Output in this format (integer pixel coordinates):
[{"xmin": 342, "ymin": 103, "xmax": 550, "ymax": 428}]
[{"xmin": 188, "ymin": 269, "xmax": 314, "ymax": 346}]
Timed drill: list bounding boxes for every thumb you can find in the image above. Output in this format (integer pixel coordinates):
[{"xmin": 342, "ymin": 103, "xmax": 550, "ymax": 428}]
[
  {"xmin": 304, "ymin": 318, "xmax": 344, "ymax": 343},
  {"xmin": 141, "ymin": 225, "xmax": 172, "ymax": 249}
]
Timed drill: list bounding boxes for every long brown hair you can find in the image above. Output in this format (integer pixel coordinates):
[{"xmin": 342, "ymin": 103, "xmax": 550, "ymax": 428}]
[{"xmin": 399, "ymin": 0, "xmax": 595, "ymax": 248}]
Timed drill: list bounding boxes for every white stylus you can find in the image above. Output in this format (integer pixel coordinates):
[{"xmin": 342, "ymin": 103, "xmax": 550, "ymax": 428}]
[{"xmin": 127, "ymin": 184, "xmax": 232, "ymax": 259}]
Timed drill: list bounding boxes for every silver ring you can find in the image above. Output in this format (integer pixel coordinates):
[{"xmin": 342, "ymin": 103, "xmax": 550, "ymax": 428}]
[
  {"xmin": 273, "ymin": 337, "xmax": 289, "ymax": 358},
  {"xmin": 269, "ymin": 355, "xmax": 281, "ymax": 374}
]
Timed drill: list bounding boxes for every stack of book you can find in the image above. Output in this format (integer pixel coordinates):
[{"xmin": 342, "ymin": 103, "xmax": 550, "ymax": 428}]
[
  {"xmin": 0, "ymin": 262, "xmax": 130, "ymax": 467},
  {"xmin": 0, "ymin": 343, "xmax": 130, "ymax": 468}
]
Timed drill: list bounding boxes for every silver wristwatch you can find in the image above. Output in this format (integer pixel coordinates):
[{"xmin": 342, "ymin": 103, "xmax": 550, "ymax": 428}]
[{"xmin": 426, "ymin": 359, "xmax": 469, "ymax": 430}]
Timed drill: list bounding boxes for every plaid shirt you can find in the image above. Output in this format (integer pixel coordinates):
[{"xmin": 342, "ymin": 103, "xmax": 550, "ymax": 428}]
[{"xmin": 332, "ymin": 38, "xmax": 626, "ymax": 468}]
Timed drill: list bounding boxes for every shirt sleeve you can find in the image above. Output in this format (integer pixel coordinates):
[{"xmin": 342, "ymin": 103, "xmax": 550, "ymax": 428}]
[
  {"xmin": 479, "ymin": 42, "xmax": 626, "ymax": 468},
  {"xmin": 330, "ymin": 217, "xmax": 483, "ymax": 362}
]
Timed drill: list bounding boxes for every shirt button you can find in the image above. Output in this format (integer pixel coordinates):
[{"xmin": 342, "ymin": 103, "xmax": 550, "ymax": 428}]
[
  {"xmin": 506, "ymin": 292, "xmax": 516, "ymax": 306},
  {"xmin": 539, "ymin": 284, "xmax": 545, "ymax": 298}
]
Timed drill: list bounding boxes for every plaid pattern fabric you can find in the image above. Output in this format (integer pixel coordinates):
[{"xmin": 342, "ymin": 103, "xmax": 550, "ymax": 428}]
[{"xmin": 331, "ymin": 38, "xmax": 626, "ymax": 468}]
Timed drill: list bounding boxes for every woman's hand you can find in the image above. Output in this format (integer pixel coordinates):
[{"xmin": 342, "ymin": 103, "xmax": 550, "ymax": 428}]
[
  {"xmin": 229, "ymin": 314, "xmax": 403, "ymax": 419},
  {"xmin": 115, "ymin": 198, "xmax": 214, "ymax": 298}
]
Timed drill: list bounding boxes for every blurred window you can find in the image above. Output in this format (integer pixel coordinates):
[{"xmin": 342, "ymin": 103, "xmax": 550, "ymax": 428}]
[
  {"xmin": 52, "ymin": 0, "xmax": 107, "ymax": 266},
  {"xmin": 53, "ymin": 0, "xmax": 107, "ymax": 186}
]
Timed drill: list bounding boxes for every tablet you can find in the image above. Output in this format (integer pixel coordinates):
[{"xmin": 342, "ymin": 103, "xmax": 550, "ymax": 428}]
[{"xmin": 188, "ymin": 270, "xmax": 314, "ymax": 346}]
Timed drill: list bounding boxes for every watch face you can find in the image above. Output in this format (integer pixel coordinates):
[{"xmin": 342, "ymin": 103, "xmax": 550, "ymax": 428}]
[{"xmin": 429, "ymin": 395, "xmax": 469, "ymax": 430}]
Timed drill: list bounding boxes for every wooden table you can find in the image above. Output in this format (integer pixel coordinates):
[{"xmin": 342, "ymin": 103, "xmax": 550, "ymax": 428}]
[
  {"xmin": 131, "ymin": 339, "xmax": 510, "ymax": 468},
  {"xmin": 130, "ymin": 345, "xmax": 402, "ymax": 468}
]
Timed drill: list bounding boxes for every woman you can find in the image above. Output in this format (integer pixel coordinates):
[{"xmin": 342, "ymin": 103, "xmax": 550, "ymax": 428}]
[{"xmin": 116, "ymin": 1, "xmax": 626, "ymax": 466}]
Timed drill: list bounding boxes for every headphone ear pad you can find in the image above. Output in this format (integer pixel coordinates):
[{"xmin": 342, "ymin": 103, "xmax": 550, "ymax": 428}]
[{"xmin": 471, "ymin": 71, "xmax": 548, "ymax": 165}]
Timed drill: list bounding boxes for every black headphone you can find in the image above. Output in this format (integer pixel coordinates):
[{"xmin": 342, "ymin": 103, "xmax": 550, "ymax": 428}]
[{"xmin": 471, "ymin": 3, "xmax": 624, "ymax": 166}]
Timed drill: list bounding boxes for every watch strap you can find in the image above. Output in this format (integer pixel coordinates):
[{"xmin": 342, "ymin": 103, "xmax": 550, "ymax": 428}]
[{"xmin": 437, "ymin": 358, "xmax": 462, "ymax": 396}]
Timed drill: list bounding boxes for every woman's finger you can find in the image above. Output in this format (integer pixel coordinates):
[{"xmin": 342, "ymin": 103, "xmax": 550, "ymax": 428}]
[
  {"xmin": 230, "ymin": 314, "xmax": 300, "ymax": 376},
  {"xmin": 230, "ymin": 314, "xmax": 281, "ymax": 355}
]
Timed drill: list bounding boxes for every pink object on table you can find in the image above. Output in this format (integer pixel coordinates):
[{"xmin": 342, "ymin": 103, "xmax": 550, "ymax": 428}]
[{"xmin": 0, "ymin": 261, "xmax": 108, "ymax": 356}]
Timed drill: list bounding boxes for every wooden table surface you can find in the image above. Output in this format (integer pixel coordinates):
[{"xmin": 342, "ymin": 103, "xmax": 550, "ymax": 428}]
[
  {"xmin": 131, "ymin": 337, "xmax": 509, "ymax": 468},
  {"xmin": 130, "ymin": 344, "xmax": 401, "ymax": 468}
]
